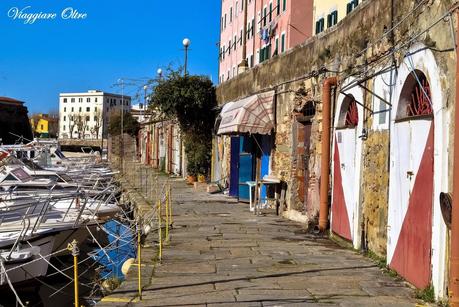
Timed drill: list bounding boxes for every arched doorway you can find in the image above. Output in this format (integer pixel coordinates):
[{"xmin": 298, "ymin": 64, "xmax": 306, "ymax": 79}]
[
  {"xmin": 388, "ymin": 70, "xmax": 433, "ymax": 289},
  {"xmin": 332, "ymin": 87, "xmax": 364, "ymax": 245}
]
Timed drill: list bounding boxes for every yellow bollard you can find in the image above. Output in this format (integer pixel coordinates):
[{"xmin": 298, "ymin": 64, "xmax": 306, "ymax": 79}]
[
  {"xmin": 67, "ymin": 240, "xmax": 79, "ymax": 307},
  {"xmin": 168, "ymin": 184, "xmax": 173, "ymax": 226},
  {"xmin": 157, "ymin": 200, "xmax": 162, "ymax": 261},
  {"xmin": 165, "ymin": 188, "xmax": 169, "ymax": 243},
  {"xmin": 137, "ymin": 227, "xmax": 142, "ymax": 300}
]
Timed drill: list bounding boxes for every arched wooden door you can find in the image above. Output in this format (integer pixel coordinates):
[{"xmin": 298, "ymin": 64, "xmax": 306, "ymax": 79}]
[
  {"xmin": 332, "ymin": 94, "xmax": 362, "ymax": 242},
  {"xmin": 388, "ymin": 71, "xmax": 433, "ymax": 289}
]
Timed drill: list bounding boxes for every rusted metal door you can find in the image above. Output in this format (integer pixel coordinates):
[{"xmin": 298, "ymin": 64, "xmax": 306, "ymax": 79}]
[
  {"xmin": 388, "ymin": 73, "xmax": 433, "ymax": 289},
  {"xmin": 296, "ymin": 121, "xmax": 312, "ymax": 208}
]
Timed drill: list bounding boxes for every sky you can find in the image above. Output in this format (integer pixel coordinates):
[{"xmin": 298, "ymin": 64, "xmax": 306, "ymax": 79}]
[{"xmin": 0, "ymin": 0, "xmax": 221, "ymax": 113}]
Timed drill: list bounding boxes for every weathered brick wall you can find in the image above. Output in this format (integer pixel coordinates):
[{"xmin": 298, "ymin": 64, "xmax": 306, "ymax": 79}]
[{"xmin": 215, "ymin": 0, "xmax": 457, "ymax": 257}]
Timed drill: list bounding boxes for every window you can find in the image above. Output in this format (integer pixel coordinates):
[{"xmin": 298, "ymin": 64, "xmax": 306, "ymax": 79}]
[
  {"xmin": 315, "ymin": 18, "xmax": 325, "ymax": 34},
  {"xmin": 263, "ymin": 7, "xmax": 267, "ymax": 26},
  {"xmin": 78, "ymin": 98, "xmax": 83, "ymax": 102},
  {"xmin": 281, "ymin": 33, "xmax": 286, "ymax": 53},
  {"xmin": 223, "ymin": 45, "xmax": 226, "ymax": 59},
  {"xmin": 64, "ymin": 116, "xmax": 66, "ymax": 121},
  {"xmin": 230, "ymin": 7, "xmax": 233, "ymax": 23},
  {"xmin": 95, "ymin": 107, "xmax": 97, "ymax": 112},
  {"xmin": 64, "ymin": 107, "xmax": 66, "ymax": 112},
  {"xmin": 234, "ymin": 35, "xmax": 237, "ymax": 50},
  {"xmin": 259, "ymin": 44, "xmax": 271, "ymax": 63},
  {"xmin": 347, "ymin": 0, "xmax": 359, "ymax": 14},
  {"xmin": 40, "ymin": 124, "xmax": 44, "ymax": 130},
  {"xmin": 63, "ymin": 125, "xmax": 66, "ymax": 131},
  {"xmin": 224, "ymin": 14, "xmax": 227, "ymax": 28},
  {"xmin": 251, "ymin": 19, "xmax": 255, "ymax": 36},
  {"xmin": 250, "ymin": 54, "xmax": 254, "ymax": 67},
  {"xmin": 269, "ymin": 2, "xmax": 273, "ymax": 22},
  {"xmin": 277, "ymin": 0, "xmax": 280, "ymax": 15},
  {"xmin": 327, "ymin": 10, "xmax": 338, "ymax": 28},
  {"xmin": 86, "ymin": 107, "xmax": 90, "ymax": 112},
  {"xmin": 79, "ymin": 107, "xmax": 82, "ymax": 112},
  {"xmin": 94, "ymin": 116, "xmax": 98, "ymax": 121},
  {"xmin": 337, "ymin": 95, "xmax": 359, "ymax": 128},
  {"xmin": 283, "ymin": 0, "xmax": 287, "ymax": 12},
  {"xmin": 240, "ymin": 29, "xmax": 243, "ymax": 46},
  {"xmin": 228, "ymin": 40, "xmax": 232, "ymax": 54},
  {"xmin": 71, "ymin": 98, "xmax": 75, "ymax": 103},
  {"xmin": 86, "ymin": 116, "xmax": 90, "ymax": 121},
  {"xmin": 236, "ymin": 2, "xmax": 238, "ymax": 17},
  {"xmin": 275, "ymin": 37, "xmax": 279, "ymax": 56},
  {"xmin": 95, "ymin": 98, "xmax": 98, "ymax": 102},
  {"xmin": 71, "ymin": 107, "xmax": 74, "ymax": 112},
  {"xmin": 86, "ymin": 98, "xmax": 90, "ymax": 102},
  {"xmin": 221, "ymin": 17, "xmax": 224, "ymax": 31},
  {"xmin": 63, "ymin": 98, "xmax": 68, "ymax": 103},
  {"xmin": 396, "ymin": 70, "xmax": 432, "ymax": 119}
]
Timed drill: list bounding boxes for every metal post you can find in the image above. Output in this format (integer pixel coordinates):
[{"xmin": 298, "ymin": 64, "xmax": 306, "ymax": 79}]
[
  {"xmin": 137, "ymin": 226, "xmax": 142, "ymax": 300},
  {"xmin": 157, "ymin": 200, "xmax": 162, "ymax": 261},
  {"xmin": 169, "ymin": 183, "xmax": 173, "ymax": 226},
  {"xmin": 165, "ymin": 187, "xmax": 169, "ymax": 242},
  {"xmin": 120, "ymin": 79, "xmax": 125, "ymax": 174},
  {"xmin": 184, "ymin": 46, "xmax": 189, "ymax": 76},
  {"xmin": 68, "ymin": 240, "xmax": 79, "ymax": 307}
]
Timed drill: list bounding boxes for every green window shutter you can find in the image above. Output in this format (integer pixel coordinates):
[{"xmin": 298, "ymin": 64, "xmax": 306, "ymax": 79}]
[
  {"xmin": 263, "ymin": 7, "xmax": 267, "ymax": 26},
  {"xmin": 281, "ymin": 34, "xmax": 285, "ymax": 52},
  {"xmin": 269, "ymin": 3, "xmax": 273, "ymax": 22},
  {"xmin": 283, "ymin": 0, "xmax": 286, "ymax": 12},
  {"xmin": 277, "ymin": 0, "xmax": 280, "ymax": 15}
]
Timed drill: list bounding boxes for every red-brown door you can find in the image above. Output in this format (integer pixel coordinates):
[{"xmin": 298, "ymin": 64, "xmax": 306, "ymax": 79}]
[{"xmin": 296, "ymin": 121, "xmax": 312, "ymax": 209}]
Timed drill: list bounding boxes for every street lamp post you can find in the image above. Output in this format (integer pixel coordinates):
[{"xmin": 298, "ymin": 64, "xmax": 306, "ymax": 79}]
[
  {"xmin": 143, "ymin": 84, "xmax": 148, "ymax": 121},
  {"xmin": 182, "ymin": 38, "xmax": 191, "ymax": 76},
  {"xmin": 119, "ymin": 78, "xmax": 125, "ymax": 173}
]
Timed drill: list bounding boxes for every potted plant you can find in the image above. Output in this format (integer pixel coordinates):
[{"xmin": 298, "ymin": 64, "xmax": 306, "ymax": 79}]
[{"xmin": 197, "ymin": 174, "xmax": 206, "ymax": 183}]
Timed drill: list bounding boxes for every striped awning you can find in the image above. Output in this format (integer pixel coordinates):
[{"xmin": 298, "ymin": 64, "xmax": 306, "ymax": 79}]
[{"xmin": 217, "ymin": 91, "xmax": 275, "ymax": 135}]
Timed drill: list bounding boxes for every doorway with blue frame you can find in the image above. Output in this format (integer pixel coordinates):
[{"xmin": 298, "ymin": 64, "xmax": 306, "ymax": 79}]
[{"xmin": 229, "ymin": 134, "xmax": 273, "ymax": 202}]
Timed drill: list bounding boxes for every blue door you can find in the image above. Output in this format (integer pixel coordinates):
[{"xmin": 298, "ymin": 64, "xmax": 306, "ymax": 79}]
[
  {"xmin": 260, "ymin": 135, "xmax": 272, "ymax": 200},
  {"xmin": 239, "ymin": 136, "xmax": 255, "ymax": 202},
  {"xmin": 229, "ymin": 136, "xmax": 240, "ymax": 197}
]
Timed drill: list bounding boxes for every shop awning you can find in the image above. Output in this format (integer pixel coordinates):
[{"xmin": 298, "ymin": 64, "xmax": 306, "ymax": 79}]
[{"xmin": 217, "ymin": 91, "xmax": 275, "ymax": 135}]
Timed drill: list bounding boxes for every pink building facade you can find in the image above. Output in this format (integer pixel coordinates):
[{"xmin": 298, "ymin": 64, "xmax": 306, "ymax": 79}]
[{"xmin": 219, "ymin": 0, "xmax": 313, "ymax": 84}]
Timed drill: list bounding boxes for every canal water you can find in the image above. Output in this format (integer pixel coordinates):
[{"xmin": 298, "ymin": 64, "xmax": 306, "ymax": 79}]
[{"xmin": 0, "ymin": 219, "xmax": 136, "ymax": 307}]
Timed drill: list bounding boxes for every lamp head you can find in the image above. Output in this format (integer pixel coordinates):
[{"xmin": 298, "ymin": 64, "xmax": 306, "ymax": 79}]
[
  {"xmin": 182, "ymin": 38, "xmax": 191, "ymax": 48},
  {"xmin": 157, "ymin": 68, "xmax": 163, "ymax": 76}
]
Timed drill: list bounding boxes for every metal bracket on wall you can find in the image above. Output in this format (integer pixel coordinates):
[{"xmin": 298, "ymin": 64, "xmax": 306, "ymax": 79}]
[{"xmin": 339, "ymin": 92, "xmax": 374, "ymax": 115}]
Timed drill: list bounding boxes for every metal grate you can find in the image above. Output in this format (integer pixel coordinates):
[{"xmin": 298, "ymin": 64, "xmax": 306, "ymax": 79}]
[
  {"xmin": 345, "ymin": 98, "xmax": 359, "ymax": 127},
  {"xmin": 407, "ymin": 78, "xmax": 432, "ymax": 116}
]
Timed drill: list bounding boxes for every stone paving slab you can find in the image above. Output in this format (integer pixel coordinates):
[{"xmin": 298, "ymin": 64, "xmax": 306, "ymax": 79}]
[{"xmin": 98, "ymin": 171, "xmax": 423, "ymax": 307}]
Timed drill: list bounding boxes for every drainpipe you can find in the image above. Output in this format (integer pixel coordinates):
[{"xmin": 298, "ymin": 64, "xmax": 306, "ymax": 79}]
[
  {"xmin": 319, "ymin": 77, "xmax": 338, "ymax": 231},
  {"xmin": 450, "ymin": 10, "xmax": 459, "ymax": 306}
]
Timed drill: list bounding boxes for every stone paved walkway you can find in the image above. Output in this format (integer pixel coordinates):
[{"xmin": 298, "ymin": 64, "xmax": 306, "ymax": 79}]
[{"xmin": 99, "ymin": 176, "xmax": 421, "ymax": 306}]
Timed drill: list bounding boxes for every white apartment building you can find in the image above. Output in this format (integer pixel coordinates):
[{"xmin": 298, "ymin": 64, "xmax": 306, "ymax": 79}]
[{"xmin": 59, "ymin": 90, "xmax": 131, "ymax": 139}]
